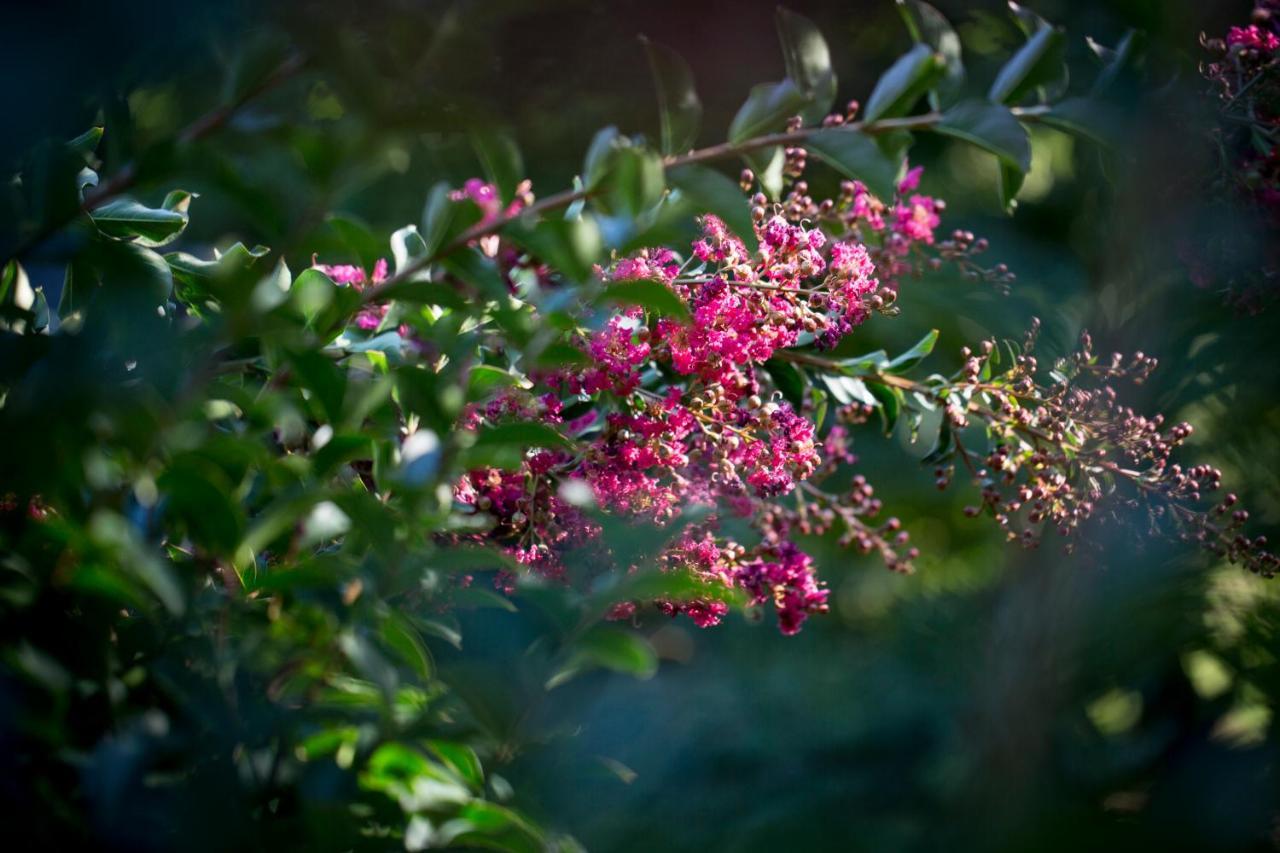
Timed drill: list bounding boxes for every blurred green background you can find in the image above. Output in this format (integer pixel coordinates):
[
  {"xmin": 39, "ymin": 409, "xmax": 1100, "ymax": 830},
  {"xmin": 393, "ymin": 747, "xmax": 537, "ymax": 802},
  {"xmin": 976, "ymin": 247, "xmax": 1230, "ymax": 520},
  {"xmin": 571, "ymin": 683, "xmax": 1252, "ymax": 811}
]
[{"xmin": 4, "ymin": 0, "xmax": 1279, "ymax": 849}]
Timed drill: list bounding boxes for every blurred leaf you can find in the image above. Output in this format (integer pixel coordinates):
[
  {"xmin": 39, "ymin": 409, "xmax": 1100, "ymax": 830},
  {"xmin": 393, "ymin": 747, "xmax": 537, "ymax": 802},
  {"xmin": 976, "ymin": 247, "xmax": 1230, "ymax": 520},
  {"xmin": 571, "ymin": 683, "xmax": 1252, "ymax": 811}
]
[
  {"xmin": 987, "ymin": 16, "xmax": 1067, "ymax": 105},
  {"xmin": 1039, "ymin": 97, "xmax": 1120, "ymax": 147},
  {"xmin": 668, "ymin": 164, "xmax": 756, "ymax": 243},
  {"xmin": 864, "ymin": 43, "xmax": 944, "ymax": 122},
  {"xmin": 381, "ymin": 612, "xmax": 434, "ymax": 683},
  {"xmin": 896, "ymin": 0, "xmax": 964, "ymax": 108},
  {"xmin": 390, "ymin": 224, "xmax": 429, "ymax": 276},
  {"xmin": 475, "ymin": 421, "xmax": 573, "ymax": 451},
  {"xmin": 600, "ymin": 278, "xmax": 690, "ymax": 321},
  {"xmin": 470, "ymin": 130, "xmax": 525, "ymax": 202},
  {"xmin": 548, "ymin": 626, "xmax": 658, "ymax": 688},
  {"xmin": 641, "ymin": 37, "xmax": 702, "ymax": 155},
  {"xmin": 420, "ymin": 180, "xmax": 455, "ymax": 256},
  {"xmin": 933, "ymin": 100, "xmax": 1031, "ymax": 173},
  {"xmin": 728, "ymin": 79, "xmax": 808, "ymax": 143},
  {"xmin": 806, "ymin": 128, "xmax": 900, "ymax": 201},
  {"xmin": 775, "ymin": 7, "xmax": 837, "ymax": 124}
]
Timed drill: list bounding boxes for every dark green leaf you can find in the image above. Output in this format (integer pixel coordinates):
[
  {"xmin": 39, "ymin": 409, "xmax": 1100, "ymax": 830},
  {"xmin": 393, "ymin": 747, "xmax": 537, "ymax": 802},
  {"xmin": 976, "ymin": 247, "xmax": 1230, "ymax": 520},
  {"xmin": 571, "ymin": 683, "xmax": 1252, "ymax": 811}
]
[
  {"xmin": 668, "ymin": 164, "xmax": 755, "ymax": 243},
  {"xmin": 987, "ymin": 21, "xmax": 1067, "ymax": 105},
  {"xmin": 886, "ymin": 328, "xmax": 940, "ymax": 372},
  {"xmin": 470, "ymin": 130, "xmax": 525, "ymax": 202},
  {"xmin": 866, "ymin": 381, "xmax": 903, "ymax": 434},
  {"xmin": 91, "ymin": 196, "xmax": 189, "ymax": 247},
  {"xmin": 896, "ymin": 0, "xmax": 964, "ymax": 108},
  {"xmin": 1039, "ymin": 97, "xmax": 1119, "ymax": 147},
  {"xmin": 474, "ymin": 421, "xmax": 573, "ymax": 451},
  {"xmin": 997, "ymin": 159, "xmax": 1025, "ymax": 213},
  {"xmin": 864, "ymin": 43, "xmax": 944, "ymax": 122},
  {"xmin": 764, "ymin": 358, "xmax": 806, "ymax": 409},
  {"xmin": 641, "ymin": 37, "xmax": 702, "ymax": 155},
  {"xmin": 728, "ymin": 79, "xmax": 808, "ymax": 143},
  {"xmin": 775, "ymin": 8, "xmax": 837, "ymax": 124},
  {"xmin": 933, "ymin": 100, "xmax": 1031, "ymax": 172},
  {"xmin": 805, "ymin": 128, "xmax": 901, "ymax": 201},
  {"xmin": 420, "ymin": 181, "xmax": 454, "ymax": 256},
  {"xmin": 601, "ymin": 278, "xmax": 690, "ymax": 321}
]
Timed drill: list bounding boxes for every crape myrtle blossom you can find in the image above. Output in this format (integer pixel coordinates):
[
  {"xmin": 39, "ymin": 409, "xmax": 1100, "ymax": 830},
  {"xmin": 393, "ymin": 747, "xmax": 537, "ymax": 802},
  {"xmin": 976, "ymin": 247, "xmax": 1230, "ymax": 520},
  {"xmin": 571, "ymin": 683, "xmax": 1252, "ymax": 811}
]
[
  {"xmin": 319, "ymin": 173, "xmax": 944, "ymax": 632},
  {"xmin": 419, "ymin": 172, "xmax": 941, "ymax": 634},
  {"xmin": 320, "ymin": 169, "xmax": 977, "ymax": 627}
]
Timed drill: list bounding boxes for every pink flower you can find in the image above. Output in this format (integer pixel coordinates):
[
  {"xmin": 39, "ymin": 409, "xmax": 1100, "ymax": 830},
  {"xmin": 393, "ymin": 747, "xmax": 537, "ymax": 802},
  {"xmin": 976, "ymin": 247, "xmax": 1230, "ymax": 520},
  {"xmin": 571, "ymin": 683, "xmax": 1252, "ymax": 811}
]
[{"xmin": 1227, "ymin": 25, "xmax": 1280, "ymax": 51}]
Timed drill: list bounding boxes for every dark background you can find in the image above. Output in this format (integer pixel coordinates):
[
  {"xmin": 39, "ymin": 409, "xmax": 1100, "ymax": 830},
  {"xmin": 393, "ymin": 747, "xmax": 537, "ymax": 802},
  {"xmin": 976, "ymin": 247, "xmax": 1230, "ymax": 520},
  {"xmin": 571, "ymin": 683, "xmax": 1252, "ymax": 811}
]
[{"xmin": 4, "ymin": 0, "xmax": 1279, "ymax": 849}]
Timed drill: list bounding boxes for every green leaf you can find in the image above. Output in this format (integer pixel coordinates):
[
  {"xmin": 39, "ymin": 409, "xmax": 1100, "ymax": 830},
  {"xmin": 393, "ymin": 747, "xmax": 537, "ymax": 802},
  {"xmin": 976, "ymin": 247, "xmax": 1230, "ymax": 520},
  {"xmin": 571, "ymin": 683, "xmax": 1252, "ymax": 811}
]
[
  {"xmin": 583, "ymin": 126, "xmax": 621, "ymax": 190},
  {"xmin": 584, "ymin": 135, "xmax": 665, "ymax": 218},
  {"xmin": 467, "ymin": 364, "xmax": 523, "ymax": 400},
  {"xmin": 68, "ymin": 126, "xmax": 104, "ymax": 158},
  {"xmin": 885, "ymin": 328, "xmax": 939, "ymax": 372},
  {"xmin": 866, "ymin": 381, "xmax": 903, "ymax": 434},
  {"xmin": 641, "ymin": 36, "xmax": 702, "ymax": 155},
  {"xmin": 933, "ymin": 100, "xmax": 1031, "ymax": 173},
  {"xmin": 380, "ymin": 612, "xmax": 434, "ymax": 683},
  {"xmin": 775, "ymin": 8, "xmax": 837, "ymax": 124},
  {"xmin": 987, "ymin": 19, "xmax": 1067, "ymax": 105},
  {"xmin": 390, "ymin": 224, "xmax": 429, "ymax": 276},
  {"xmin": 505, "ymin": 215, "xmax": 602, "ymax": 284},
  {"xmin": 470, "ymin": 130, "xmax": 524, "ymax": 202},
  {"xmin": 864, "ymin": 43, "xmax": 944, "ymax": 123},
  {"xmin": 327, "ymin": 213, "xmax": 385, "ymax": 268},
  {"xmin": 90, "ymin": 196, "xmax": 190, "ymax": 247},
  {"xmin": 743, "ymin": 146, "xmax": 786, "ymax": 201},
  {"xmin": 668, "ymin": 164, "xmax": 755, "ymax": 244},
  {"xmin": 474, "ymin": 421, "xmax": 573, "ymax": 451},
  {"xmin": 1039, "ymin": 97, "xmax": 1119, "ymax": 148},
  {"xmin": 548, "ymin": 626, "xmax": 658, "ymax": 688},
  {"xmin": 728, "ymin": 79, "xmax": 808, "ymax": 144},
  {"xmin": 997, "ymin": 160, "xmax": 1025, "ymax": 214},
  {"xmin": 764, "ymin": 358, "xmax": 806, "ymax": 409},
  {"xmin": 601, "ymin": 278, "xmax": 690, "ymax": 321},
  {"xmin": 805, "ymin": 128, "xmax": 900, "ymax": 201},
  {"xmin": 420, "ymin": 180, "xmax": 455, "ymax": 256},
  {"xmin": 1089, "ymin": 30, "xmax": 1142, "ymax": 96},
  {"xmin": 896, "ymin": 0, "xmax": 964, "ymax": 108},
  {"xmin": 426, "ymin": 740, "xmax": 485, "ymax": 790}
]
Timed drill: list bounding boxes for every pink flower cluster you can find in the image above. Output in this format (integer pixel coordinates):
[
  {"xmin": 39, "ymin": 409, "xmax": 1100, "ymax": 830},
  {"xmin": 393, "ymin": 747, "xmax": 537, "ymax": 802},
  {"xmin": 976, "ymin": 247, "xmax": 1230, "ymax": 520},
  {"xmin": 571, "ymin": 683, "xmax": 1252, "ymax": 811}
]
[
  {"xmin": 410, "ymin": 171, "xmax": 958, "ymax": 631},
  {"xmin": 312, "ymin": 256, "xmax": 390, "ymax": 331},
  {"xmin": 1227, "ymin": 24, "xmax": 1280, "ymax": 51}
]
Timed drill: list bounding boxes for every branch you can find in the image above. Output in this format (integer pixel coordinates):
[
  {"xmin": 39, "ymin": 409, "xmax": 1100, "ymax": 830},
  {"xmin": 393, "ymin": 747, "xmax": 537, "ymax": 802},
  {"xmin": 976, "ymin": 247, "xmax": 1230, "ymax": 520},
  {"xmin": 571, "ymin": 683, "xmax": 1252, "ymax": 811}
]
[{"xmin": 358, "ymin": 105, "xmax": 1051, "ymax": 306}]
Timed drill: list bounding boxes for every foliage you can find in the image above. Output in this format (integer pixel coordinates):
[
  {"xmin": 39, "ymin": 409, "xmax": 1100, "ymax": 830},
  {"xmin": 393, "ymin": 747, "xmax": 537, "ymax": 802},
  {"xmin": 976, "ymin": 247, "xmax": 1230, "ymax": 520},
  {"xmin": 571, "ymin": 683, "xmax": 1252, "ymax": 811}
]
[{"xmin": 0, "ymin": 2, "xmax": 1278, "ymax": 851}]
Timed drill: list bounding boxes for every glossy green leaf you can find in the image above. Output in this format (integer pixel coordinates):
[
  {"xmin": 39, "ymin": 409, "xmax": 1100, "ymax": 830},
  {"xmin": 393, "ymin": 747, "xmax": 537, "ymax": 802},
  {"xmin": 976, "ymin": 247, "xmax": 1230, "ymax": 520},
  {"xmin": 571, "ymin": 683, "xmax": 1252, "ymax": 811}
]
[
  {"xmin": 863, "ymin": 43, "xmax": 944, "ymax": 123},
  {"xmin": 91, "ymin": 196, "xmax": 190, "ymax": 247},
  {"xmin": 896, "ymin": 0, "xmax": 964, "ymax": 108},
  {"xmin": 987, "ymin": 20, "xmax": 1067, "ymax": 105},
  {"xmin": 885, "ymin": 328, "xmax": 940, "ymax": 372},
  {"xmin": 933, "ymin": 100, "xmax": 1031, "ymax": 172},
  {"xmin": 728, "ymin": 79, "xmax": 808, "ymax": 144}
]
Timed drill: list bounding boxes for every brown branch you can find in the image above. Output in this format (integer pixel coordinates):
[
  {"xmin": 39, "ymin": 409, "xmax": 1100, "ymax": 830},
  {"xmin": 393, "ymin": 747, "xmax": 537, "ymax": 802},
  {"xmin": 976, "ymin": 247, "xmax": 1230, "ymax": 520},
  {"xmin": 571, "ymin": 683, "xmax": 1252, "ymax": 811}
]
[{"xmin": 357, "ymin": 104, "xmax": 1051, "ymax": 306}]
